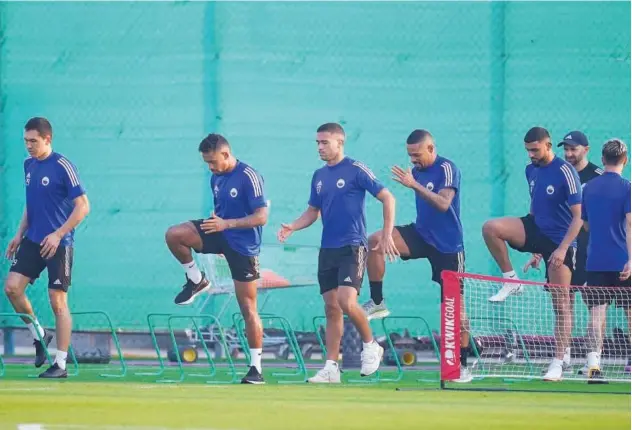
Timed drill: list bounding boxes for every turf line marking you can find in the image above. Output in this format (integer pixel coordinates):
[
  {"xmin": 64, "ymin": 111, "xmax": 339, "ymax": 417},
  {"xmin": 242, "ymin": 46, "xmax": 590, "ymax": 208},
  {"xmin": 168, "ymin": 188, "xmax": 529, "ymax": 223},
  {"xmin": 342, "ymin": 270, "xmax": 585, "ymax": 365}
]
[{"xmin": 1, "ymin": 387, "xmax": 53, "ymax": 392}]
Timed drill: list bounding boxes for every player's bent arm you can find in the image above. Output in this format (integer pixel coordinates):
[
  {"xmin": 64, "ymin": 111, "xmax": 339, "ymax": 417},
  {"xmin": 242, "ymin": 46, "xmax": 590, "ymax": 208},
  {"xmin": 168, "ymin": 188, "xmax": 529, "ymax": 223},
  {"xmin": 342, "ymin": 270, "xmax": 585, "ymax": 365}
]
[
  {"xmin": 227, "ymin": 206, "xmax": 268, "ymax": 229},
  {"xmin": 55, "ymin": 194, "xmax": 90, "ymax": 238},
  {"xmin": 411, "ymin": 183, "xmax": 455, "ymax": 212},
  {"xmin": 375, "ymin": 189, "xmax": 396, "ymax": 233},
  {"xmin": 557, "ymin": 204, "xmax": 583, "ymax": 251},
  {"xmin": 288, "ymin": 206, "xmax": 320, "ymax": 232}
]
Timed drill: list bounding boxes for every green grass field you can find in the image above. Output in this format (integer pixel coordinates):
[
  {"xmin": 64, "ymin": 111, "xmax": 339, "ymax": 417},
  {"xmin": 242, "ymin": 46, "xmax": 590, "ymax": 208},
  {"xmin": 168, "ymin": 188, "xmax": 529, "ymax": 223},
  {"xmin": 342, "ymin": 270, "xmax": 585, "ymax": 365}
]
[{"xmin": 0, "ymin": 363, "xmax": 629, "ymax": 430}]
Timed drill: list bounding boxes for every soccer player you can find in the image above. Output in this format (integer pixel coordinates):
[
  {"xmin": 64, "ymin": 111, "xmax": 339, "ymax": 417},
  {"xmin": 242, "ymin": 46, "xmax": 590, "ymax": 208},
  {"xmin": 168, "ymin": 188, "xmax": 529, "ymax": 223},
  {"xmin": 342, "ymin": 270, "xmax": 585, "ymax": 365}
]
[
  {"xmin": 525, "ymin": 130, "xmax": 604, "ymax": 372},
  {"xmin": 483, "ymin": 126, "xmax": 583, "ymax": 381},
  {"xmin": 362, "ymin": 129, "xmax": 472, "ymax": 383},
  {"xmin": 165, "ymin": 134, "xmax": 268, "ymax": 384},
  {"xmin": 4, "ymin": 117, "xmax": 90, "ymax": 378},
  {"xmin": 580, "ymin": 139, "xmax": 631, "ymax": 383},
  {"xmin": 277, "ymin": 123, "xmax": 396, "ymax": 383}
]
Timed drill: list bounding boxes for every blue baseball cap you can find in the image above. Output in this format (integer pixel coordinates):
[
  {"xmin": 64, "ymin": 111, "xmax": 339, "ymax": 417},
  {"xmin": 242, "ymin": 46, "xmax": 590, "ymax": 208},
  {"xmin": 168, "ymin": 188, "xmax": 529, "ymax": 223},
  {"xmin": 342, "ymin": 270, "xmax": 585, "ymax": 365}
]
[{"xmin": 558, "ymin": 131, "xmax": 589, "ymax": 147}]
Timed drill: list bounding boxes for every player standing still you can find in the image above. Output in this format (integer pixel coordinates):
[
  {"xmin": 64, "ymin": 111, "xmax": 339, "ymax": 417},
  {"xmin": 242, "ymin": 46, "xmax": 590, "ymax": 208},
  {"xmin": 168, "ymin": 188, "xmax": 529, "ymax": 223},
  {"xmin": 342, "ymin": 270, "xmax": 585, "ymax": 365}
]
[
  {"xmin": 362, "ymin": 129, "xmax": 472, "ymax": 383},
  {"xmin": 278, "ymin": 123, "xmax": 397, "ymax": 383},
  {"xmin": 4, "ymin": 117, "xmax": 90, "ymax": 378},
  {"xmin": 165, "ymin": 134, "xmax": 268, "ymax": 384},
  {"xmin": 580, "ymin": 139, "xmax": 631, "ymax": 383},
  {"xmin": 483, "ymin": 127, "xmax": 583, "ymax": 381}
]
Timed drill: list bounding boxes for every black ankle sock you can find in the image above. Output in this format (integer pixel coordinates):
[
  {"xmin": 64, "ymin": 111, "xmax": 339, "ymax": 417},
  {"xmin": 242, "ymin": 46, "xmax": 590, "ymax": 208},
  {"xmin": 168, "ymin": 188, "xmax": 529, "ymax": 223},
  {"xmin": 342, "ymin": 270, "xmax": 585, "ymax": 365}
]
[
  {"xmin": 460, "ymin": 347, "xmax": 468, "ymax": 367},
  {"xmin": 369, "ymin": 281, "xmax": 383, "ymax": 304}
]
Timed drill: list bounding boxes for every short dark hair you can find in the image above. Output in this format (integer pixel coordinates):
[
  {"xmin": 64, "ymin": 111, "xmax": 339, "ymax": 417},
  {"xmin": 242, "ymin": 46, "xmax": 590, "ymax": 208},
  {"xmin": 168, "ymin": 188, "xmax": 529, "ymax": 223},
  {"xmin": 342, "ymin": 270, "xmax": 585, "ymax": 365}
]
[
  {"xmin": 24, "ymin": 117, "xmax": 53, "ymax": 138},
  {"xmin": 602, "ymin": 139, "xmax": 628, "ymax": 166},
  {"xmin": 317, "ymin": 123, "xmax": 345, "ymax": 136},
  {"xmin": 198, "ymin": 133, "xmax": 229, "ymax": 153},
  {"xmin": 524, "ymin": 126, "xmax": 550, "ymax": 143},
  {"xmin": 407, "ymin": 129, "xmax": 433, "ymax": 145}
]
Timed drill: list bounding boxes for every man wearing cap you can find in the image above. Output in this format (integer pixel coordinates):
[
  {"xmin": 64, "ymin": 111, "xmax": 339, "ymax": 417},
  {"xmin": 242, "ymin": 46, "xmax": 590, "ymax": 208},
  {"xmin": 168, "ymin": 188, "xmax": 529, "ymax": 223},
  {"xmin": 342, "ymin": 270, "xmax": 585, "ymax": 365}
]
[{"xmin": 482, "ymin": 126, "xmax": 583, "ymax": 381}]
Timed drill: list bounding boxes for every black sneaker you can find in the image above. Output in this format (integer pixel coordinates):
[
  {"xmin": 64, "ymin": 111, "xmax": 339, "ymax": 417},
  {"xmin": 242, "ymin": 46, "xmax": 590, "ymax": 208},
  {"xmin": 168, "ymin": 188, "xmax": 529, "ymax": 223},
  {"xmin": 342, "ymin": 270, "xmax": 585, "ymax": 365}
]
[
  {"xmin": 38, "ymin": 363, "xmax": 68, "ymax": 379},
  {"xmin": 34, "ymin": 331, "xmax": 54, "ymax": 368},
  {"xmin": 587, "ymin": 368, "xmax": 609, "ymax": 385},
  {"xmin": 174, "ymin": 273, "xmax": 210, "ymax": 305},
  {"xmin": 241, "ymin": 366, "xmax": 265, "ymax": 385}
]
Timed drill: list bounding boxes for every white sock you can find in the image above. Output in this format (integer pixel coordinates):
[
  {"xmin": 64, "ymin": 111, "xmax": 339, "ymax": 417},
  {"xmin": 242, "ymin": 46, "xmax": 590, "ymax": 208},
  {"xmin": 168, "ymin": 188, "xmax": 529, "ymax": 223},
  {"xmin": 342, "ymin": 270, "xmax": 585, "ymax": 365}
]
[
  {"xmin": 362, "ymin": 340, "xmax": 375, "ymax": 350},
  {"xmin": 325, "ymin": 360, "xmax": 338, "ymax": 369},
  {"xmin": 27, "ymin": 321, "xmax": 45, "ymax": 340},
  {"xmin": 182, "ymin": 261, "xmax": 202, "ymax": 284},
  {"xmin": 249, "ymin": 348, "xmax": 262, "ymax": 374},
  {"xmin": 587, "ymin": 352, "xmax": 600, "ymax": 369},
  {"xmin": 54, "ymin": 350, "xmax": 67, "ymax": 370},
  {"xmin": 563, "ymin": 347, "xmax": 571, "ymax": 363},
  {"xmin": 502, "ymin": 271, "xmax": 517, "ymax": 279}
]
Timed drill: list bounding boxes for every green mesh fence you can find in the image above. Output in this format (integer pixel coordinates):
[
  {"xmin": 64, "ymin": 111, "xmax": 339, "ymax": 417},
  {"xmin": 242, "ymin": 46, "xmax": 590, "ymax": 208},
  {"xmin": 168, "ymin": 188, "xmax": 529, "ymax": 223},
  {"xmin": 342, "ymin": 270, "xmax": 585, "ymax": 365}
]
[{"xmin": 0, "ymin": 2, "xmax": 629, "ymax": 335}]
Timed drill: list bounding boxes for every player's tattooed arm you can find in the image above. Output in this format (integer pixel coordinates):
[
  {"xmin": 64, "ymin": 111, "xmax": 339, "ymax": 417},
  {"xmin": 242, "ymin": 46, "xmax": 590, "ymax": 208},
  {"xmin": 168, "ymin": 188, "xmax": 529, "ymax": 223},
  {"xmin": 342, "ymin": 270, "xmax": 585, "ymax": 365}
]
[
  {"xmin": 391, "ymin": 166, "xmax": 455, "ymax": 212},
  {"xmin": 201, "ymin": 207, "xmax": 268, "ymax": 233}
]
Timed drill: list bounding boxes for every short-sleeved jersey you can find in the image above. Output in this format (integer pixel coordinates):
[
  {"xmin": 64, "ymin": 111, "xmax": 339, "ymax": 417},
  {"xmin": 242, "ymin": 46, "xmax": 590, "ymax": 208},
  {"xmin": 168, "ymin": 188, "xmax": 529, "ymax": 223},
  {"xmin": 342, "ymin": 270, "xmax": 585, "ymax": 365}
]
[
  {"xmin": 308, "ymin": 157, "xmax": 384, "ymax": 249},
  {"xmin": 411, "ymin": 156, "xmax": 463, "ymax": 253},
  {"xmin": 211, "ymin": 161, "xmax": 267, "ymax": 257},
  {"xmin": 581, "ymin": 172, "xmax": 631, "ymax": 272},
  {"xmin": 526, "ymin": 156, "xmax": 582, "ymax": 246},
  {"xmin": 24, "ymin": 152, "xmax": 86, "ymax": 247},
  {"xmin": 577, "ymin": 161, "xmax": 603, "ymax": 186}
]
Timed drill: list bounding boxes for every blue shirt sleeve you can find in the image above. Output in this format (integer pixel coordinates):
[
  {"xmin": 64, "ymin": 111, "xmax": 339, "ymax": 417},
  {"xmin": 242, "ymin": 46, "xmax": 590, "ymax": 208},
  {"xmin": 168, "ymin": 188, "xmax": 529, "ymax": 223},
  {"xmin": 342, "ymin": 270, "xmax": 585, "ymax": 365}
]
[
  {"xmin": 243, "ymin": 167, "xmax": 267, "ymax": 212},
  {"xmin": 438, "ymin": 161, "xmax": 461, "ymax": 191},
  {"xmin": 308, "ymin": 172, "xmax": 321, "ymax": 209},
  {"xmin": 57, "ymin": 157, "xmax": 85, "ymax": 200},
  {"xmin": 562, "ymin": 164, "xmax": 582, "ymax": 206},
  {"xmin": 354, "ymin": 162, "xmax": 384, "ymax": 197}
]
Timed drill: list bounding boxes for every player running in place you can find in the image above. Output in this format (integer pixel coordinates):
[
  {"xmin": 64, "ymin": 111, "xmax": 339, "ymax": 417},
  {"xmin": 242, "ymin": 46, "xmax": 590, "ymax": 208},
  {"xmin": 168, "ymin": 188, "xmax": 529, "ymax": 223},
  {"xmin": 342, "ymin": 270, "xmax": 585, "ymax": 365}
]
[
  {"xmin": 483, "ymin": 126, "xmax": 583, "ymax": 381},
  {"xmin": 165, "ymin": 134, "xmax": 268, "ymax": 384},
  {"xmin": 580, "ymin": 139, "xmax": 631, "ymax": 383},
  {"xmin": 277, "ymin": 122, "xmax": 397, "ymax": 383},
  {"xmin": 362, "ymin": 129, "xmax": 472, "ymax": 383},
  {"xmin": 526, "ymin": 130, "xmax": 604, "ymax": 373},
  {"xmin": 4, "ymin": 117, "xmax": 90, "ymax": 378}
]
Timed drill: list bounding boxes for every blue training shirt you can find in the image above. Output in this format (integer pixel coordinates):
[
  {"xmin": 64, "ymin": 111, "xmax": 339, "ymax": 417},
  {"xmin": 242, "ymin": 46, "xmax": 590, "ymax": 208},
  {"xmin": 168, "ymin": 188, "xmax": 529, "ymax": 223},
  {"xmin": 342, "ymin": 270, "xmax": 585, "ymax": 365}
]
[
  {"xmin": 308, "ymin": 157, "xmax": 385, "ymax": 249},
  {"xmin": 526, "ymin": 156, "xmax": 582, "ymax": 246},
  {"xmin": 24, "ymin": 152, "xmax": 86, "ymax": 247},
  {"xmin": 412, "ymin": 155, "xmax": 463, "ymax": 254},
  {"xmin": 211, "ymin": 161, "xmax": 267, "ymax": 257},
  {"xmin": 581, "ymin": 172, "xmax": 631, "ymax": 272}
]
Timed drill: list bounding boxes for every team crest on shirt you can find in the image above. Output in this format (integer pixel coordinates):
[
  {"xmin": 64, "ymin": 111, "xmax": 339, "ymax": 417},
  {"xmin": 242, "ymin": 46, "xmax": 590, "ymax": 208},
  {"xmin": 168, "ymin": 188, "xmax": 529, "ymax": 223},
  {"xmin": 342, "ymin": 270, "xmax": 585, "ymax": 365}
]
[
  {"xmin": 230, "ymin": 188, "xmax": 238, "ymax": 198},
  {"xmin": 546, "ymin": 185, "xmax": 555, "ymax": 195},
  {"xmin": 316, "ymin": 181, "xmax": 322, "ymax": 194},
  {"xmin": 41, "ymin": 176, "xmax": 50, "ymax": 186},
  {"xmin": 25, "ymin": 173, "xmax": 31, "ymax": 186},
  {"xmin": 426, "ymin": 182, "xmax": 434, "ymax": 191},
  {"xmin": 336, "ymin": 179, "xmax": 345, "ymax": 189}
]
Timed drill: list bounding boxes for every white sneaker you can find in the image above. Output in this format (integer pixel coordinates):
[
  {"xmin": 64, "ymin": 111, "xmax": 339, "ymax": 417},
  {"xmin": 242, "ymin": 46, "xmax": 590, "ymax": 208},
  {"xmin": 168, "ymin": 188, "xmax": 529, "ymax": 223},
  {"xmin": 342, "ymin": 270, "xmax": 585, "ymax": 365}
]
[
  {"xmin": 362, "ymin": 299, "xmax": 391, "ymax": 321},
  {"xmin": 360, "ymin": 341, "xmax": 384, "ymax": 377},
  {"xmin": 308, "ymin": 363, "xmax": 341, "ymax": 384},
  {"xmin": 489, "ymin": 281, "xmax": 524, "ymax": 302},
  {"xmin": 453, "ymin": 366, "xmax": 473, "ymax": 383},
  {"xmin": 543, "ymin": 361, "xmax": 563, "ymax": 381}
]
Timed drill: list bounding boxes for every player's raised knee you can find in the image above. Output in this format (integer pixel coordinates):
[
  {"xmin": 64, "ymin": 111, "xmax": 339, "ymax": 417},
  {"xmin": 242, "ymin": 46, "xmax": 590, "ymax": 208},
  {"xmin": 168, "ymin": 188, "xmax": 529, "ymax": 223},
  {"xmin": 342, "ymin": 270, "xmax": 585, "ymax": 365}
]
[{"xmin": 482, "ymin": 219, "xmax": 500, "ymax": 239}]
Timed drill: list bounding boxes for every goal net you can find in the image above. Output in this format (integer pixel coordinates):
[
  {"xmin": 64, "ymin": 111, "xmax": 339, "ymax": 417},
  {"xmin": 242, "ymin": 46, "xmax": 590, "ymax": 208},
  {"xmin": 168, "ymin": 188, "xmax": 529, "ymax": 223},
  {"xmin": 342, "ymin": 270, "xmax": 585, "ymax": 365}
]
[{"xmin": 441, "ymin": 271, "xmax": 631, "ymax": 385}]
